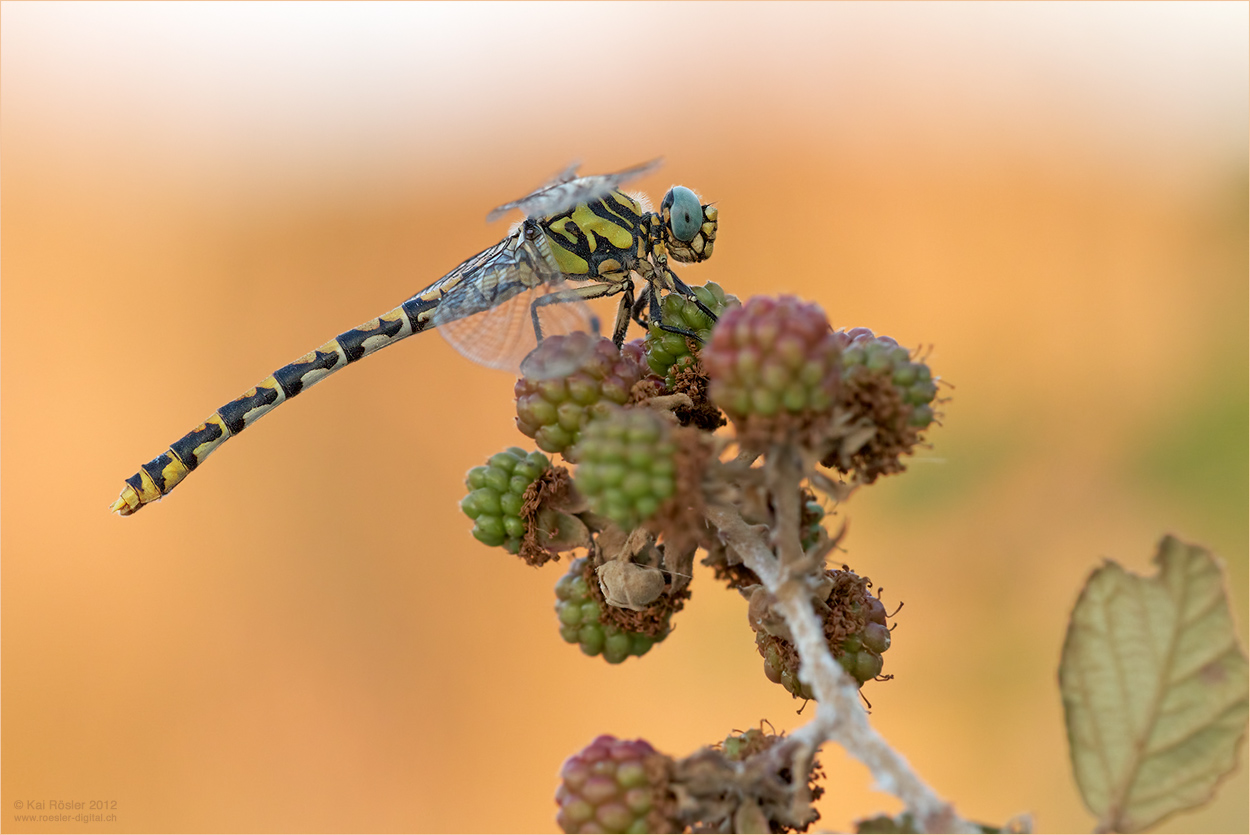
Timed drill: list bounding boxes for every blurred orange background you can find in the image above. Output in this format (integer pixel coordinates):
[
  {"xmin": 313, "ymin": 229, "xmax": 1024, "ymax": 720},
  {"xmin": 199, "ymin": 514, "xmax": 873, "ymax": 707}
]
[{"xmin": 2, "ymin": 4, "xmax": 1246, "ymax": 833}]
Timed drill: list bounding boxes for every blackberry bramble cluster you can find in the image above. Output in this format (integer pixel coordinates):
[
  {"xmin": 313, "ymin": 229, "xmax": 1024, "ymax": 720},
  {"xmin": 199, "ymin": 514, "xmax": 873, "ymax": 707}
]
[
  {"xmin": 702, "ymin": 296, "xmax": 842, "ymax": 447},
  {"xmin": 515, "ymin": 333, "xmax": 654, "ymax": 458},
  {"xmin": 451, "ymin": 279, "xmax": 946, "ymax": 830}
]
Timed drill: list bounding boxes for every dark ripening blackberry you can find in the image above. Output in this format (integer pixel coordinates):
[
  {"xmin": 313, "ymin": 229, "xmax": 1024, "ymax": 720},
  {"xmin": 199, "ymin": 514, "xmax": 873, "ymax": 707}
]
[
  {"xmin": 572, "ymin": 407, "xmax": 677, "ymax": 532},
  {"xmin": 556, "ymin": 734, "xmax": 677, "ymax": 834},
  {"xmin": 755, "ymin": 568, "xmax": 893, "ymax": 696},
  {"xmin": 555, "ymin": 558, "xmax": 668, "ymax": 664},
  {"xmin": 459, "ymin": 447, "xmax": 551, "ymax": 554},
  {"xmin": 702, "ymin": 295, "xmax": 842, "ymax": 448},
  {"xmin": 823, "ymin": 328, "xmax": 940, "ymax": 483},
  {"xmin": 643, "ymin": 281, "xmax": 737, "ymax": 387},
  {"xmin": 515, "ymin": 334, "xmax": 653, "ymax": 460}
]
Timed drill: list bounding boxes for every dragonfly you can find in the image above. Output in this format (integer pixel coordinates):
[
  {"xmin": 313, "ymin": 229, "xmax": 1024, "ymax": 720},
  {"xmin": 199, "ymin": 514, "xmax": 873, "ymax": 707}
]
[{"xmin": 110, "ymin": 160, "xmax": 719, "ymax": 516}]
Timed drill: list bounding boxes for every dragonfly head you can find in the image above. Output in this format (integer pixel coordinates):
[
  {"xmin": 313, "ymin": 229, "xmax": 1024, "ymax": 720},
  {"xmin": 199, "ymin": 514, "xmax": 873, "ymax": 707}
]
[{"xmin": 661, "ymin": 186, "xmax": 717, "ymax": 264}]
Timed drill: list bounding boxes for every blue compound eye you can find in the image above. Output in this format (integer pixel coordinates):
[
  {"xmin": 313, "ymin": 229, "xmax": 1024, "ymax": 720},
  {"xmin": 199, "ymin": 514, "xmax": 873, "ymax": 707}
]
[{"xmin": 665, "ymin": 186, "xmax": 702, "ymax": 243}]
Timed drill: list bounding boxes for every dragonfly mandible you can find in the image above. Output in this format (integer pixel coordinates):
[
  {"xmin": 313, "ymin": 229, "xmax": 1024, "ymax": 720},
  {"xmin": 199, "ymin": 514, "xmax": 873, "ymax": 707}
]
[{"xmin": 110, "ymin": 160, "xmax": 719, "ymax": 516}]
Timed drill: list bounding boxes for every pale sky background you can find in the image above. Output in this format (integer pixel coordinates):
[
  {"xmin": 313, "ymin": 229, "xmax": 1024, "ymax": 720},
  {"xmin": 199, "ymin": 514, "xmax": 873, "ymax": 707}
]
[{"xmin": 5, "ymin": 2, "xmax": 1246, "ymax": 198}]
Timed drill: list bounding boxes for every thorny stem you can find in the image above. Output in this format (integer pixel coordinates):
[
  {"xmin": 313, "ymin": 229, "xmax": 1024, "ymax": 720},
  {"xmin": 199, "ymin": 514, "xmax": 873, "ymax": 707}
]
[
  {"xmin": 705, "ymin": 446, "xmax": 978, "ymax": 834},
  {"xmin": 766, "ymin": 444, "xmax": 807, "ymax": 576}
]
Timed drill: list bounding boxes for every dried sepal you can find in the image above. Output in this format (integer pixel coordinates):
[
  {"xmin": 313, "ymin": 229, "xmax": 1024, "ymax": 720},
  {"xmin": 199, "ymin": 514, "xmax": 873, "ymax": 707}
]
[{"xmin": 597, "ymin": 560, "xmax": 667, "ymax": 611}]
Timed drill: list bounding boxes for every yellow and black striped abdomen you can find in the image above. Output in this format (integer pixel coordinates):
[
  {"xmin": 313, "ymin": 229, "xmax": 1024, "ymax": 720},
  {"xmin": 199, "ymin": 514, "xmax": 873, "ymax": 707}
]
[{"xmin": 110, "ymin": 294, "xmax": 442, "ymax": 516}]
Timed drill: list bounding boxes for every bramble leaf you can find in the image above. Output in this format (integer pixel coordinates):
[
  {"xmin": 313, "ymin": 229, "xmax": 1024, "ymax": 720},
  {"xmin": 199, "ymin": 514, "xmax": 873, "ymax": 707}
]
[{"xmin": 1059, "ymin": 535, "xmax": 1249, "ymax": 832}]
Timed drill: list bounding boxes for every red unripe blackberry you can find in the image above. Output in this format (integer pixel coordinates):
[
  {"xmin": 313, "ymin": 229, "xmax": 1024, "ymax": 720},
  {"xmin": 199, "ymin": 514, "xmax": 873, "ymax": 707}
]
[
  {"xmin": 556, "ymin": 734, "xmax": 676, "ymax": 834},
  {"xmin": 515, "ymin": 335, "xmax": 652, "ymax": 458},
  {"xmin": 703, "ymin": 296, "xmax": 841, "ymax": 446}
]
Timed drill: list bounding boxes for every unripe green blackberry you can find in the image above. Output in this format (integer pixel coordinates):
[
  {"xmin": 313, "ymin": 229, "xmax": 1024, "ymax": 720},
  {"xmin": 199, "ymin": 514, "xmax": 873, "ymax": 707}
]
[
  {"xmin": 644, "ymin": 282, "xmax": 737, "ymax": 386},
  {"xmin": 755, "ymin": 568, "xmax": 894, "ymax": 695},
  {"xmin": 515, "ymin": 334, "xmax": 651, "ymax": 458},
  {"xmin": 838, "ymin": 329, "xmax": 938, "ymax": 429},
  {"xmin": 459, "ymin": 447, "xmax": 551, "ymax": 553},
  {"xmin": 703, "ymin": 296, "xmax": 841, "ymax": 445},
  {"xmin": 555, "ymin": 558, "xmax": 666, "ymax": 663},
  {"xmin": 825, "ymin": 328, "xmax": 940, "ymax": 482},
  {"xmin": 556, "ymin": 734, "xmax": 676, "ymax": 834},
  {"xmin": 720, "ymin": 727, "xmax": 775, "ymax": 761},
  {"xmin": 573, "ymin": 407, "xmax": 677, "ymax": 531}
]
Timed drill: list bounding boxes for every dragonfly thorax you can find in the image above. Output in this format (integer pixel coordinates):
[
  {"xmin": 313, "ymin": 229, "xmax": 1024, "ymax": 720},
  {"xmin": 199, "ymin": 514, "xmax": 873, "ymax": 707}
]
[{"xmin": 539, "ymin": 189, "xmax": 648, "ymax": 280}]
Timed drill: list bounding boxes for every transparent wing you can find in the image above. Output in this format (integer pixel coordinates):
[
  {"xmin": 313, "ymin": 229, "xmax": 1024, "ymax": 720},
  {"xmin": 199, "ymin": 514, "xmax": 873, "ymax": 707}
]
[
  {"xmin": 486, "ymin": 158, "xmax": 663, "ymax": 222},
  {"xmin": 407, "ymin": 233, "xmax": 516, "ymax": 309},
  {"xmin": 432, "ymin": 233, "xmax": 601, "ymax": 377}
]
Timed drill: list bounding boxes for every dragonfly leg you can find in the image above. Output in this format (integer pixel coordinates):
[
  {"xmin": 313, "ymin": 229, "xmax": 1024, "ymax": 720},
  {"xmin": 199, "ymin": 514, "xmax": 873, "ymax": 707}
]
[
  {"xmin": 630, "ymin": 284, "xmax": 652, "ymax": 330},
  {"xmin": 528, "ymin": 279, "xmax": 630, "ymax": 343},
  {"xmin": 640, "ymin": 223, "xmax": 718, "ymax": 333},
  {"xmin": 610, "ymin": 282, "xmax": 636, "ymax": 346},
  {"xmin": 645, "ymin": 274, "xmax": 707, "ymax": 344},
  {"xmin": 653, "ymin": 319, "xmax": 706, "ymax": 344},
  {"xmin": 670, "ymin": 272, "xmax": 720, "ymax": 324}
]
